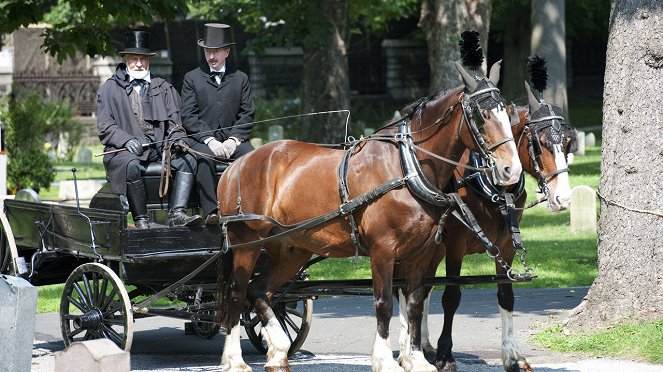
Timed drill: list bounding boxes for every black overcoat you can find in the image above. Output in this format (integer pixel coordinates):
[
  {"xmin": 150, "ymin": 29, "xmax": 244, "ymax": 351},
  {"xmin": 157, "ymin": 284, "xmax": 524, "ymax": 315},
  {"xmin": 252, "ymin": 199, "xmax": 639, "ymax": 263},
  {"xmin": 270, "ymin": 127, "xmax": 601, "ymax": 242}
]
[
  {"xmin": 97, "ymin": 64, "xmax": 185, "ymax": 194},
  {"xmin": 180, "ymin": 63, "xmax": 255, "ymax": 144}
]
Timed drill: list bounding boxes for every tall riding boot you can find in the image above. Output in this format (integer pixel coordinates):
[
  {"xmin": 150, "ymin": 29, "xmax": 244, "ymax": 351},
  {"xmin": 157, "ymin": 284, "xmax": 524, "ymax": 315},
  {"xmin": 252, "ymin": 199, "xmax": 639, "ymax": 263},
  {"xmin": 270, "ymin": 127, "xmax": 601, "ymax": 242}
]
[
  {"xmin": 126, "ymin": 179, "xmax": 150, "ymax": 229},
  {"xmin": 168, "ymin": 172, "xmax": 204, "ymax": 227}
]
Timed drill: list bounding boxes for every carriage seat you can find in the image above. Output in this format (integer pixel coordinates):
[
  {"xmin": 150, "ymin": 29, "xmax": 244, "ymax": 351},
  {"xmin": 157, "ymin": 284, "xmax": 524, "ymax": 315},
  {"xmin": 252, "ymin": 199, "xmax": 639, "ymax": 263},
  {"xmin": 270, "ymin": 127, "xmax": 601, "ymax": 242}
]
[
  {"xmin": 142, "ymin": 161, "xmax": 228, "ymax": 210},
  {"xmin": 89, "ymin": 161, "xmax": 228, "ymax": 216}
]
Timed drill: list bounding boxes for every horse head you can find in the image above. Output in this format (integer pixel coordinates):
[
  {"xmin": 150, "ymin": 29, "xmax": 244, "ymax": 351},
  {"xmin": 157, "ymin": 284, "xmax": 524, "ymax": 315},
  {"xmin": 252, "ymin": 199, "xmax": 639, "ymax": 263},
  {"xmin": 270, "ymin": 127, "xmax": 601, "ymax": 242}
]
[
  {"xmin": 522, "ymin": 81, "xmax": 577, "ymax": 212},
  {"xmin": 455, "ymin": 60, "xmax": 523, "ymax": 186}
]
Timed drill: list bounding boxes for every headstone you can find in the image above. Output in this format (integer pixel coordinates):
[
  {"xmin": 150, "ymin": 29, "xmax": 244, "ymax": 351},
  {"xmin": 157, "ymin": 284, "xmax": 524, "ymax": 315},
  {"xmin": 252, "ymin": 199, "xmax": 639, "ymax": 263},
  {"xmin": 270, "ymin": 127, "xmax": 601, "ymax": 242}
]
[
  {"xmin": 570, "ymin": 185, "xmax": 597, "ymax": 233},
  {"xmin": 0, "ymin": 275, "xmax": 38, "ymax": 372},
  {"xmin": 15, "ymin": 188, "xmax": 40, "ymax": 202},
  {"xmin": 76, "ymin": 146, "xmax": 93, "ymax": 163},
  {"xmin": 585, "ymin": 132, "xmax": 596, "ymax": 148},
  {"xmin": 55, "ymin": 339, "xmax": 130, "ymax": 372},
  {"xmin": 59, "ymin": 180, "xmax": 105, "ymax": 201},
  {"xmin": 269, "ymin": 125, "xmax": 284, "ymax": 142},
  {"xmin": 57, "ymin": 132, "xmax": 70, "ymax": 159},
  {"xmin": 250, "ymin": 137, "xmax": 263, "ymax": 149},
  {"xmin": 574, "ymin": 131, "xmax": 586, "ymax": 156}
]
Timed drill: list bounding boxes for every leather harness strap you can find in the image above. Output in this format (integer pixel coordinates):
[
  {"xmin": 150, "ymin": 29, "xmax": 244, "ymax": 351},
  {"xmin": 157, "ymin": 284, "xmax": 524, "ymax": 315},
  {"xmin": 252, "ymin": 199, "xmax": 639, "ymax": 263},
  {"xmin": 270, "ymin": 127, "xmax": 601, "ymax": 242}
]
[{"xmin": 337, "ymin": 143, "xmax": 370, "ymax": 257}]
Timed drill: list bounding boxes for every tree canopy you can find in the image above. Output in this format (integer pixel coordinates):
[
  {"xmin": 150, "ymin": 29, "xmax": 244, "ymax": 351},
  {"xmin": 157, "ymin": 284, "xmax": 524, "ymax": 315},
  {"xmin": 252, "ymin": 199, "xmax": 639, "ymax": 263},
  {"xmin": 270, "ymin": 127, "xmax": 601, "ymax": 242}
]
[{"xmin": 0, "ymin": 0, "xmax": 188, "ymax": 62}]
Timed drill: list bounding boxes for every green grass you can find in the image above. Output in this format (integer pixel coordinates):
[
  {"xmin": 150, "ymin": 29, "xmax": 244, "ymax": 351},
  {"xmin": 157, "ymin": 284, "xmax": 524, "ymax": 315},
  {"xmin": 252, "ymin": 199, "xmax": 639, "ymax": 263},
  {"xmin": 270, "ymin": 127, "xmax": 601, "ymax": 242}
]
[{"xmin": 532, "ymin": 321, "xmax": 663, "ymax": 364}]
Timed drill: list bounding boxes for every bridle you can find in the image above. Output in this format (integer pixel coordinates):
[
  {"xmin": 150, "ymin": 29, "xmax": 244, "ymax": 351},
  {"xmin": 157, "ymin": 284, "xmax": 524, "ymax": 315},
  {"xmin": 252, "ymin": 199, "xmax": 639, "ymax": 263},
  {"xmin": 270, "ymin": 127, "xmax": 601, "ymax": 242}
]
[
  {"xmin": 520, "ymin": 102, "xmax": 576, "ymax": 198},
  {"xmin": 460, "ymin": 80, "xmax": 516, "ymax": 183}
]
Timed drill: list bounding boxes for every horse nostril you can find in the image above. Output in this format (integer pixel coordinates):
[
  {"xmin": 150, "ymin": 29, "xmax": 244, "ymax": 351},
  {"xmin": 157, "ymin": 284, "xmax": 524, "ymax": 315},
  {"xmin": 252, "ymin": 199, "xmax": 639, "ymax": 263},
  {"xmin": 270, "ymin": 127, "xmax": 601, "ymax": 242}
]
[{"xmin": 503, "ymin": 167, "xmax": 511, "ymax": 177}]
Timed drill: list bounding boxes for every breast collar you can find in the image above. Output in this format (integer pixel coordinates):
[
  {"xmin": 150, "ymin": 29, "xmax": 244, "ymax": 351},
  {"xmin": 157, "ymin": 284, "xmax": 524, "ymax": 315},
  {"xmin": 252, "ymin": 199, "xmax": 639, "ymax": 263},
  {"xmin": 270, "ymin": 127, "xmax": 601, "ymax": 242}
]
[{"xmin": 460, "ymin": 151, "xmax": 525, "ymax": 203}]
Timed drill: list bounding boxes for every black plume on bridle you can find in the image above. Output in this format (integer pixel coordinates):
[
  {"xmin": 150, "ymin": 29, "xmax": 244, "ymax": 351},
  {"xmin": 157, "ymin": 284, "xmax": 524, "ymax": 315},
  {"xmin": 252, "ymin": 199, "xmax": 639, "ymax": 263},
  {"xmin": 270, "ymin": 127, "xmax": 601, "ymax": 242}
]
[
  {"xmin": 459, "ymin": 31, "xmax": 483, "ymax": 72},
  {"xmin": 527, "ymin": 55, "xmax": 548, "ymax": 94}
]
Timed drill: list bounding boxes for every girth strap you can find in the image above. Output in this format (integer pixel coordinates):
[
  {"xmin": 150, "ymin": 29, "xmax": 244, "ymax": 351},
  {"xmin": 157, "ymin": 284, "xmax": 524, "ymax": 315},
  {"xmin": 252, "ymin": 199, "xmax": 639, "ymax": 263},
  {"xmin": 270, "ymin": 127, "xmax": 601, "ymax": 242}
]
[
  {"xmin": 337, "ymin": 144, "xmax": 369, "ymax": 256},
  {"xmin": 498, "ymin": 193, "xmax": 523, "ymax": 250}
]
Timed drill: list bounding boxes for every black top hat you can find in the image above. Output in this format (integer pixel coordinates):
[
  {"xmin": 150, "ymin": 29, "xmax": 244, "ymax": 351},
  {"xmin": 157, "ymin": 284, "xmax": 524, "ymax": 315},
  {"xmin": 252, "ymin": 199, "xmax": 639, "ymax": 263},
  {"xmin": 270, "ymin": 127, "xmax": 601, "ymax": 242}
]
[
  {"xmin": 119, "ymin": 31, "xmax": 156, "ymax": 56},
  {"xmin": 197, "ymin": 23, "xmax": 235, "ymax": 49}
]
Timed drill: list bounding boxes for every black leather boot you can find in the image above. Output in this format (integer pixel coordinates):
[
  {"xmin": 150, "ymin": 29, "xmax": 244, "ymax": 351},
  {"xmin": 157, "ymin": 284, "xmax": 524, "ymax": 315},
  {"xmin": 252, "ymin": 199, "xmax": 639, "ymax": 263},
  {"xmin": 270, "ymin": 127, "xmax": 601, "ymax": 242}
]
[
  {"xmin": 126, "ymin": 179, "xmax": 150, "ymax": 229},
  {"xmin": 168, "ymin": 172, "xmax": 204, "ymax": 227}
]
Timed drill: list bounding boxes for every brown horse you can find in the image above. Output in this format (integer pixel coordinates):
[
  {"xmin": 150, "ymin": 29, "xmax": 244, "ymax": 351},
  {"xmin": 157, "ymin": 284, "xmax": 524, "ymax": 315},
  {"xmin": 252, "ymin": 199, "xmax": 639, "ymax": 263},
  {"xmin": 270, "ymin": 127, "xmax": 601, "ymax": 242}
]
[
  {"xmin": 397, "ymin": 82, "xmax": 577, "ymax": 372},
  {"xmin": 215, "ymin": 61, "xmax": 522, "ymax": 372}
]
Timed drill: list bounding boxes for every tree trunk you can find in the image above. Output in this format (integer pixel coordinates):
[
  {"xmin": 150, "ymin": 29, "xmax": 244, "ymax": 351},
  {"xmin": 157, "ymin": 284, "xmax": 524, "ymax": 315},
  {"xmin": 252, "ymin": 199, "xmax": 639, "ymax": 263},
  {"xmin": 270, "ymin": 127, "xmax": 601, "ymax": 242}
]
[
  {"xmin": 531, "ymin": 0, "xmax": 566, "ymax": 105},
  {"xmin": 567, "ymin": 0, "xmax": 663, "ymax": 328},
  {"xmin": 419, "ymin": 0, "xmax": 492, "ymax": 94},
  {"xmin": 301, "ymin": 0, "xmax": 350, "ymax": 144},
  {"xmin": 500, "ymin": 1, "xmax": 531, "ymax": 101}
]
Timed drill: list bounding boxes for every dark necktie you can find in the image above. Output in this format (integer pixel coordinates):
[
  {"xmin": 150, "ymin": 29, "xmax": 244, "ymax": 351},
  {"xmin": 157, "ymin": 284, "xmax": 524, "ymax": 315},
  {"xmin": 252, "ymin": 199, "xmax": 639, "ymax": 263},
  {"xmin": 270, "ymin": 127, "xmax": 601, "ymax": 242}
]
[
  {"xmin": 126, "ymin": 79, "xmax": 148, "ymax": 96},
  {"xmin": 210, "ymin": 71, "xmax": 223, "ymax": 83}
]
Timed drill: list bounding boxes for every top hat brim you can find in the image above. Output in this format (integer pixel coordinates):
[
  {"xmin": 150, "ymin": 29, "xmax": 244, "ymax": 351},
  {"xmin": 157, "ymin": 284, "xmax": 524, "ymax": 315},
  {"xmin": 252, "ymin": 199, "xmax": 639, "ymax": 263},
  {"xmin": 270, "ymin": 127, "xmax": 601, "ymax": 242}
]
[
  {"xmin": 119, "ymin": 48, "xmax": 157, "ymax": 56},
  {"xmin": 197, "ymin": 39, "xmax": 235, "ymax": 49}
]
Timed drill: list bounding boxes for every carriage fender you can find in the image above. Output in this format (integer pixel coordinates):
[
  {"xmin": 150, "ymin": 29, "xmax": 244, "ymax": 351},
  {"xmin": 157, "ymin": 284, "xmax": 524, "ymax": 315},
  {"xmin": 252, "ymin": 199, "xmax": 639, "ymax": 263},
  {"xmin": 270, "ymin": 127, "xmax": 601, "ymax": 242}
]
[{"xmin": 0, "ymin": 199, "xmax": 26, "ymax": 276}]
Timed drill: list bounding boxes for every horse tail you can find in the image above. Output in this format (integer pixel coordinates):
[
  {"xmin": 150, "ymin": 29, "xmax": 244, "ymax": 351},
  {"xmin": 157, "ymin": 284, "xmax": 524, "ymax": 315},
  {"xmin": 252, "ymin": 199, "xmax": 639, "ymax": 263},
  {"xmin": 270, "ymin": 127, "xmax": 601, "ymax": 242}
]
[{"xmin": 215, "ymin": 250, "xmax": 234, "ymax": 327}]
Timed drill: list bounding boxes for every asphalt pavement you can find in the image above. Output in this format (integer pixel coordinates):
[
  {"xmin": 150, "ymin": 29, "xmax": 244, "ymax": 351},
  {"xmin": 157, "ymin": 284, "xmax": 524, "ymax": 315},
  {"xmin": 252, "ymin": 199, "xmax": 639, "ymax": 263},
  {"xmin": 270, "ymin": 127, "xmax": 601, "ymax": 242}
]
[{"xmin": 31, "ymin": 286, "xmax": 663, "ymax": 371}]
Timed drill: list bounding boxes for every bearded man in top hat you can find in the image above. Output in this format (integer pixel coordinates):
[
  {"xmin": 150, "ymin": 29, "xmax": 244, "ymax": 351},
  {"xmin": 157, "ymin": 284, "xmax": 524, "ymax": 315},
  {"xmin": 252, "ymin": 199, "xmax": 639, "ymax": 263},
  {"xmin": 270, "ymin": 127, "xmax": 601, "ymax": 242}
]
[
  {"xmin": 181, "ymin": 23, "xmax": 255, "ymax": 225},
  {"xmin": 97, "ymin": 30, "xmax": 203, "ymax": 228}
]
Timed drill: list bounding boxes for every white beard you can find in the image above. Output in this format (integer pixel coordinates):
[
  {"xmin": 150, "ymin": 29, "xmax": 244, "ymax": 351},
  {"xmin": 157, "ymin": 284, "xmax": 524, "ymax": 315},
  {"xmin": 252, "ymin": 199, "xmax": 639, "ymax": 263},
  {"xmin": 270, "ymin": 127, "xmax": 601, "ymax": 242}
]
[{"xmin": 128, "ymin": 68, "xmax": 149, "ymax": 80}]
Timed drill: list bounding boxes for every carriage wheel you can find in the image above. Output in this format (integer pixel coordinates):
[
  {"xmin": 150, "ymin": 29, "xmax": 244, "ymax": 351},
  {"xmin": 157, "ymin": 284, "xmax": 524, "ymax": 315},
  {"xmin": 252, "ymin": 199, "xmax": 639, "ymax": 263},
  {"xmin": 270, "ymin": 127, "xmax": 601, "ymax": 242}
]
[
  {"xmin": 242, "ymin": 297, "xmax": 313, "ymax": 355},
  {"xmin": 191, "ymin": 308, "xmax": 221, "ymax": 339},
  {"xmin": 60, "ymin": 263, "xmax": 134, "ymax": 351}
]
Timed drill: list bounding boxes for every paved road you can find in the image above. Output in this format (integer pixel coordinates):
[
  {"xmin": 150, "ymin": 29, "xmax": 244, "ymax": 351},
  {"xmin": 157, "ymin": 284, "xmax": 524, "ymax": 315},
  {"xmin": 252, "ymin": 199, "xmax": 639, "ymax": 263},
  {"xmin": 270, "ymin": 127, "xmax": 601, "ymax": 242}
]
[{"xmin": 32, "ymin": 286, "xmax": 663, "ymax": 371}]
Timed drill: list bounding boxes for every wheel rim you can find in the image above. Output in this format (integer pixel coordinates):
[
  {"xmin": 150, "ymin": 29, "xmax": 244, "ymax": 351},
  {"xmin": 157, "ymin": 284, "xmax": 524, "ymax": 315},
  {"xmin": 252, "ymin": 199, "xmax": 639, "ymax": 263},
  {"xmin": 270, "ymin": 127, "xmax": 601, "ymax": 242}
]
[
  {"xmin": 60, "ymin": 263, "xmax": 133, "ymax": 350},
  {"xmin": 243, "ymin": 298, "xmax": 313, "ymax": 355}
]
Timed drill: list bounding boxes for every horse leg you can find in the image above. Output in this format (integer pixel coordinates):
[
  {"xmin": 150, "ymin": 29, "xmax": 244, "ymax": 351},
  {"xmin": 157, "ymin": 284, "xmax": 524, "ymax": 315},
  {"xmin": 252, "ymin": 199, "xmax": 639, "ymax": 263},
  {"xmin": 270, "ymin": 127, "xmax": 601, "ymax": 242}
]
[
  {"xmin": 398, "ymin": 287, "xmax": 436, "ymax": 361},
  {"xmin": 250, "ymin": 292, "xmax": 291, "ymax": 372},
  {"xmin": 220, "ymin": 245, "xmax": 261, "ymax": 372},
  {"xmin": 497, "ymin": 283, "xmax": 533, "ymax": 372},
  {"xmin": 435, "ymin": 246, "xmax": 464, "ymax": 372},
  {"xmin": 398, "ymin": 285, "xmax": 437, "ymax": 372},
  {"xmin": 371, "ymin": 260, "xmax": 403, "ymax": 372}
]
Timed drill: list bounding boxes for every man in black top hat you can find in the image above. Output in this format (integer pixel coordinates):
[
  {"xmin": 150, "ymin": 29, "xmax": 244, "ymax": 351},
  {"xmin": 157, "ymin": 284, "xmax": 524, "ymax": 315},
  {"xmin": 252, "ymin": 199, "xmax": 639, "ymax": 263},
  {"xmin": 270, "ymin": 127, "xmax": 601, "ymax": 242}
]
[
  {"xmin": 97, "ymin": 30, "xmax": 203, "ymax": 228},
  {"xmin": 181, "ymin": 23, "xmax": 255, "ymax": 225}
]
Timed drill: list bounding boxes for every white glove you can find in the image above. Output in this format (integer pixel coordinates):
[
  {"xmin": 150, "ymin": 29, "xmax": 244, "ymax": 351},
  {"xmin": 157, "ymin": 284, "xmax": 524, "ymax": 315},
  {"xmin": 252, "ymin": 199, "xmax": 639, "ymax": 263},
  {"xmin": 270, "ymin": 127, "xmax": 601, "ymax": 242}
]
[
  {"xmin": 207, "ymin": 138, "xmax": 227, "ymax": 157},
  {"xmin": 221, "ymin": 138, "xmax": 238, "ymax": 158}
]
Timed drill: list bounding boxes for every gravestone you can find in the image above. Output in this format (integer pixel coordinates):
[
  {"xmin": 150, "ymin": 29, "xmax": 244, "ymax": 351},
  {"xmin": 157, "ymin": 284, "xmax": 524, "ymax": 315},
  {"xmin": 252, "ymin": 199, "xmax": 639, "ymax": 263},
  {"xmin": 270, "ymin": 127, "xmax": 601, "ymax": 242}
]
[
  {"xmin": 574, "ymin": 131, "xmax": 586, "ymax": 156},
  {"xmin": 76, "ymin": 146, "xmax": 93, "ymax": 163},
  {"xmin": 54, "ymin": 339, "xmax": 129, "ymax": 372},
  {"xmin": 269, "ymin": 125, "xmax": 284, "ymax": 142},
  {"xmin": 570, "ymin": 185, "xmax": 597, "ymax": 233},
  {"xmin": 0, "ymin": 275, "xmax": 38, "ymax": 372},
  {"xmin": 585, "ymin": 132, "xmax": 596, "ymax": 148},
  {"xmin": 250, "ymin": 137, "xmax": 263, "ymax": 148},
  {"xmin": 59, "ymin": 180, "xmax": 105, "ymax": 201}
]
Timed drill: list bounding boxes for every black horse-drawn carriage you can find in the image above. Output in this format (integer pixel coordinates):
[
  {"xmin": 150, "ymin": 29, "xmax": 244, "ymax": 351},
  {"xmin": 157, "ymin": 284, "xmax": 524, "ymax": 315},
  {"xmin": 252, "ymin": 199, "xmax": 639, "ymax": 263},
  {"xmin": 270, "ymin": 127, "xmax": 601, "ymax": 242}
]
[{"xmin": 0, "ymin": 166, "xmax": 315, "ymax": 354}]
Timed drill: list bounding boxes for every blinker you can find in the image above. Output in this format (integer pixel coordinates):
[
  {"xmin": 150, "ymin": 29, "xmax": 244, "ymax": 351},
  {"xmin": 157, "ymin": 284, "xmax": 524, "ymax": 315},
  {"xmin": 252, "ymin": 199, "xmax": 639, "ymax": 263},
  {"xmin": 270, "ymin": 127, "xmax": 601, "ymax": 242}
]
[
  {"xmin": 552, "ymin": 118, "xmax": 561, "ymax": 131},
  {"xmin": 531, "ymin": 134, "xmax": 542, "ymax": 156}
]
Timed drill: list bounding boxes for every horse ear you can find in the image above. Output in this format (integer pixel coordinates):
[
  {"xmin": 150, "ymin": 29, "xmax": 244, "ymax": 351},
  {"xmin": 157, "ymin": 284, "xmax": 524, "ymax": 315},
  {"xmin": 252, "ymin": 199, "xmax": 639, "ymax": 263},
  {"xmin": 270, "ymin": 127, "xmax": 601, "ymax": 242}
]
[
  {"xmin": 524, "ymin": 81, "xmax": 542, "ymax": 112},
  {"xmin": 554, "ymin": 83, "xmax": 567, "ymax": 113},
  {"xmin": 488, "ymin": 59, "xmax": 503, "ymax": 86},
  {"xmin": 455, "ymin": 61, "xmax": 478, "ymax": 92}
]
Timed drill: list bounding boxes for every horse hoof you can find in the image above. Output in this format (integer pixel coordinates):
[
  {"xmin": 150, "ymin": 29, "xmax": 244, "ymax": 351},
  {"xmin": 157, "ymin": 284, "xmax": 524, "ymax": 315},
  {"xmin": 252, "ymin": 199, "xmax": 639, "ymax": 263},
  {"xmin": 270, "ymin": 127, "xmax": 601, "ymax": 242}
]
[
  {"xmin": 435, "ymin": 360, "xmax": 457, "ymax": 372},
  {"xmin": 504, "ymin": 360, "xmax": 520, "ymax": 372},
  {"xmin": 265, "ymin": 367, "xmax": 291, "ymax": 372}
]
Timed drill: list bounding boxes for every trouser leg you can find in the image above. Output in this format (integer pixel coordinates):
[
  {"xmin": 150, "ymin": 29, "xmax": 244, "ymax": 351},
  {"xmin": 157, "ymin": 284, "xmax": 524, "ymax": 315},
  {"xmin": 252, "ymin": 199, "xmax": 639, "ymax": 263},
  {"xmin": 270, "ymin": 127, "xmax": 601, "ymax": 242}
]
[
  {"xmin": 126, "ymin": 179, "xmax": 149, "ymax": 229},
  {"xmin": 167, "ymin": 170, "xmax": 204, "ymax": 227}
]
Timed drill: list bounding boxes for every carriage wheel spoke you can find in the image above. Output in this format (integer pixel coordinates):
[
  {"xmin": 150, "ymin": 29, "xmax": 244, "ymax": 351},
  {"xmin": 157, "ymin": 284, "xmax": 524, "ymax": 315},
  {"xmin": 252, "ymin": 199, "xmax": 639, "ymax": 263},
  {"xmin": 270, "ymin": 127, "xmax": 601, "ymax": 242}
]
[
  {"xmin": 98, "ymin": 277, "xmax": 109, "ymax": 310},
  {"xmin": 102, "ymin": 324, "xmax": 124, "ymax": 346},
  {"xmin": 100, "ymin": 287, "xmax": 118, "ymax": 311},
  {"xmin": 248, "ymin": 314, "xmax": 260, "ymax": 328},
  {"xmin": 285, "ymin": 306, "xmax": 303, "ymax": 319},
  {"xmin": 72, "ymin": 282, "xmax": 91, "ymax": 310},
  {"xmin": 83, "ymin": 272, "xmax": 94, "ymax": 307},
  {"xmin": 67, "ymin": 295, "xmax": 87, "ymax": 313},
  {"xmin": 92, "ymin": 272, "xmax": 100, "ymax": 307},
  {"xmin": 103, "ymin": 317, "xmax": 125, "ymax": 326},
  {"xmin": 277, "ymin": 315, "xmax": 293, "ymax": 342},
  {"xmin": 281, "ymin": 312, "xmax": 300, "ymax": 334},
  {"xmin": 67, "ymin": 327, "xmax": 84, "ymax": 339}
]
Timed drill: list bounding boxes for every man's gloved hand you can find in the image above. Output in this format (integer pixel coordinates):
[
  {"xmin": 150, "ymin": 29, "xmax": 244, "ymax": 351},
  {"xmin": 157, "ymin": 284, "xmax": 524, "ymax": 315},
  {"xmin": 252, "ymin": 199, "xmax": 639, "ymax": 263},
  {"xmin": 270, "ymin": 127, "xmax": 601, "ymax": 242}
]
[
  {"xmin": 207, "ymin": 138, "xmax": 228, "ymax": 158},
  {"xmin": 221, "ymin": 138, "xmax": 238, "ymax": 158},
  {"xmin": 125, "ymin": 138, "xmax": 144, "ymax": 156}
]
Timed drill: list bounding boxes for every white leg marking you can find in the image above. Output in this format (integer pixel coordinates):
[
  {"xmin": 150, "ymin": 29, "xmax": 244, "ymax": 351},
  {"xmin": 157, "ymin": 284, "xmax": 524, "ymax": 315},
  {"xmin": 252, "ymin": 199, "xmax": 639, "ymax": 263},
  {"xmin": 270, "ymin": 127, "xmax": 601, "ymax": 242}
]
[
  {"xmin": 221, "ymin": 323, "xmax": 252, "ymax": 372},
  {"xmin": 398, "ymin": 290, "xmax": 411, "ymax": 356},
  {"xmin": 500, "ymin": 307, "xmax": 523, "ymax": 370},
  {"xmin": 262, "ymin": 317, "xmax": 291, "ymax": 369},
  {"xmin": 420, "ymin": 291, "xmax": 435, "ymax": 356},
  {"xmin": 372, "ymin": 332, "xmax": 404, "ymax": 372}
]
